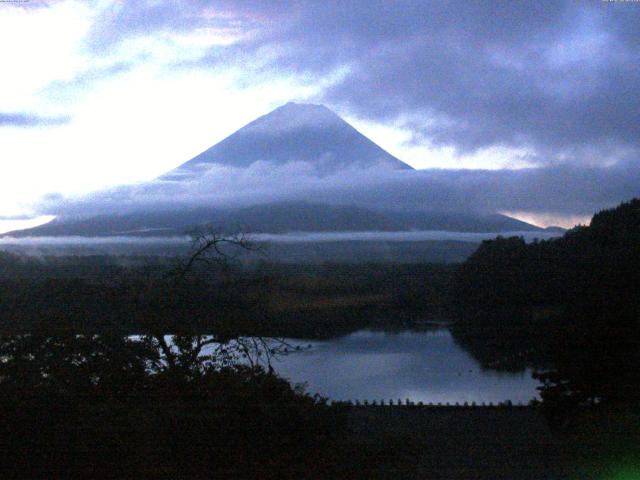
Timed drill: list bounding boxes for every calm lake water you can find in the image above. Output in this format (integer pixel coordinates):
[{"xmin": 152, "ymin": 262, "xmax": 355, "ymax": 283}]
[{"xmin": 270, "ymin": 329, "xmax": 540, "ymax": 404}]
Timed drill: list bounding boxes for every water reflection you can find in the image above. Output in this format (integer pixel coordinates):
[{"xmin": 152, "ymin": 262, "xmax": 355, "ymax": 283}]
[{"xmin": 271, "ymin": 329, "xmax": 539, "ymax": 404}]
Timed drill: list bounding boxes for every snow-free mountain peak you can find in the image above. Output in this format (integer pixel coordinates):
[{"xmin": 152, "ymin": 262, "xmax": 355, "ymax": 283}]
[
  {"xmin": 6, "ymin": 102, "xmax": 546, "ymax": 245},
  {"xmin": 162, "ymin": 102, "xmax": 412, "ymax": 180},
  {"xmin": 263, "ymin": 102, "xmax": 343, "ymax": 125}
]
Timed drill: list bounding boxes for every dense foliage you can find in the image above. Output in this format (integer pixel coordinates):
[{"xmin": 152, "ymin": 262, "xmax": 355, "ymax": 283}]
[
  {"xmin": 0, "ymin": 251, "xmax": 454, "ymax": 338},
  {"xmin": 453, "ymin": 199, "xmax": 640, "ymax": 409},
  {"xmin": 0, "ymin": 237, "xmax": 346, "ymax": 478},
  {"xmin": 0, "ymin": 236, "xmax": 436, "ymax": 478},
  {"xmin": 0, "ymin": 334, "xmax": 343, "ymax": 479}
]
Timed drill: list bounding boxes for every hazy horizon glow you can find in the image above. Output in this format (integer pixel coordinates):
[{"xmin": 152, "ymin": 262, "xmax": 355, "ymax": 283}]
[{"xmin": 501, "ymin": 211, "xmax": 591, "ymax": 229}]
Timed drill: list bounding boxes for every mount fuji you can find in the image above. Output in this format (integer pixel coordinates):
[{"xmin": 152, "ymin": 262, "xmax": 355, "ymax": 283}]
[{"xmin": 8, "ymin": 102, "xmax": 542, "ymax": 239}]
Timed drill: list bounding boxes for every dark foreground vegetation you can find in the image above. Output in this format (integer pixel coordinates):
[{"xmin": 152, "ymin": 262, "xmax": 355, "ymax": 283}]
[
  {"xmin": 1, "ymin": 332, "xmax": 457, "ymax": 479},
  {"xmin": 0, "ymin": 342, "xmax": 337, "ymax": 478},
  {"xmin": 0, "ymin": 234, "xmax": 457, "ymax": 478},
  {"xmin": 453, "ymin": 199, "xmax": 640, "ymax": 409},
  {"xmin": 1, "ymin": 332, "xmax": 637, "ymax": 479},
  {"xmin": 0, "ymin": 200, "xmax": 639, "ymax": 477},
  {"xmin": 446, "ymin": 199, "xmax": 640, "ymax": 477}
]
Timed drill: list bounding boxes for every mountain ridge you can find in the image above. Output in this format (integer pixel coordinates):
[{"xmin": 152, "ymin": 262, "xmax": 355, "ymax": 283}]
[
  {"xmin": 7, "ymin": 202, "xmax": 543, "ymax": 238},
  {"xmin": 5, "ymin": 103, "xmax": 547, "ymax": 239}
]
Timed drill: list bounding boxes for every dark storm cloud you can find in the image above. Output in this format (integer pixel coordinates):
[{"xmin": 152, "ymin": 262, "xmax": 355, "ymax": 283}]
[
  {"xmin": 263, "ymin": 1, "xmax": 640, "ymax": 164},
  {"xmin": 82, "ymin": 1, "xmax": 640, "ymax": 167},
  {"xmin": 0, "ymin": 113, "xmax": 70, "ymax": 127}
]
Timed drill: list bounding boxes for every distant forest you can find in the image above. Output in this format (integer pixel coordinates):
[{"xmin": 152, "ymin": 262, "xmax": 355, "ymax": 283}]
[{"xmin": 0, "ymin": 248, "xmax": 454, "ymax": 337}]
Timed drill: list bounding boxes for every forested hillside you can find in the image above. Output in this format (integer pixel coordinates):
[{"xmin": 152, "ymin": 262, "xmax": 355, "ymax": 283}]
[{"xmin": 453, "ymin": 199, "xmax": 640, "ymax": 407}]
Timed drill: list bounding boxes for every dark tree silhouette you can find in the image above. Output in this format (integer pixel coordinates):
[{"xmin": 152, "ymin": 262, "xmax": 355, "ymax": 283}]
[
  {"xmin": 453, "ymin": 198, "xmax": 640, "ymax": 414},
  {"xmin": 0, "ymin": 230, "xmax": 347, "ymax": 479}
]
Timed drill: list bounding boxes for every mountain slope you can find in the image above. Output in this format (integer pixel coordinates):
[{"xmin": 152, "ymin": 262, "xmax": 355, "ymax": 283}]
[
  {"xmin": 9, "ymin": 202, "xmax": 543, "ymax": 237},
  {"xmin": 162, "ymin": 102, "xmax": 412, "ymax": 180},
  {"xmin": 6, "ymin": 103, "xmax": 547, "ymax": 239}
]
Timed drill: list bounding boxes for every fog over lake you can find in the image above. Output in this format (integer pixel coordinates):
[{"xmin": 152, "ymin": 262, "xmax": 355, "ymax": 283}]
[{"xmin": 0, "ymin": 229, "xmax": 560, "ymax": 247}]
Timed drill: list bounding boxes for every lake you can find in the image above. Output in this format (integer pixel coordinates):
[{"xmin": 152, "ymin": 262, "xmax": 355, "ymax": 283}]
[{"xmin": 270, "ymin": 329, "xmax": 540, "ymax": 404}]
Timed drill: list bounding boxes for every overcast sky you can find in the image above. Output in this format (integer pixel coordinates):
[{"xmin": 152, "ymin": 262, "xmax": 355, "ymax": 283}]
[{"xmin": 1, "ymin": 0, "xmax": 639, "ymax": 230}]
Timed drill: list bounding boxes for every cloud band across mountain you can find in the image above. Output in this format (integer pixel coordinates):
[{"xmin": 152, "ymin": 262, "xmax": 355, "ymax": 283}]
[{"xmin": 17, "ymin": 103, "xmax": 640, "ymax": 235}]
